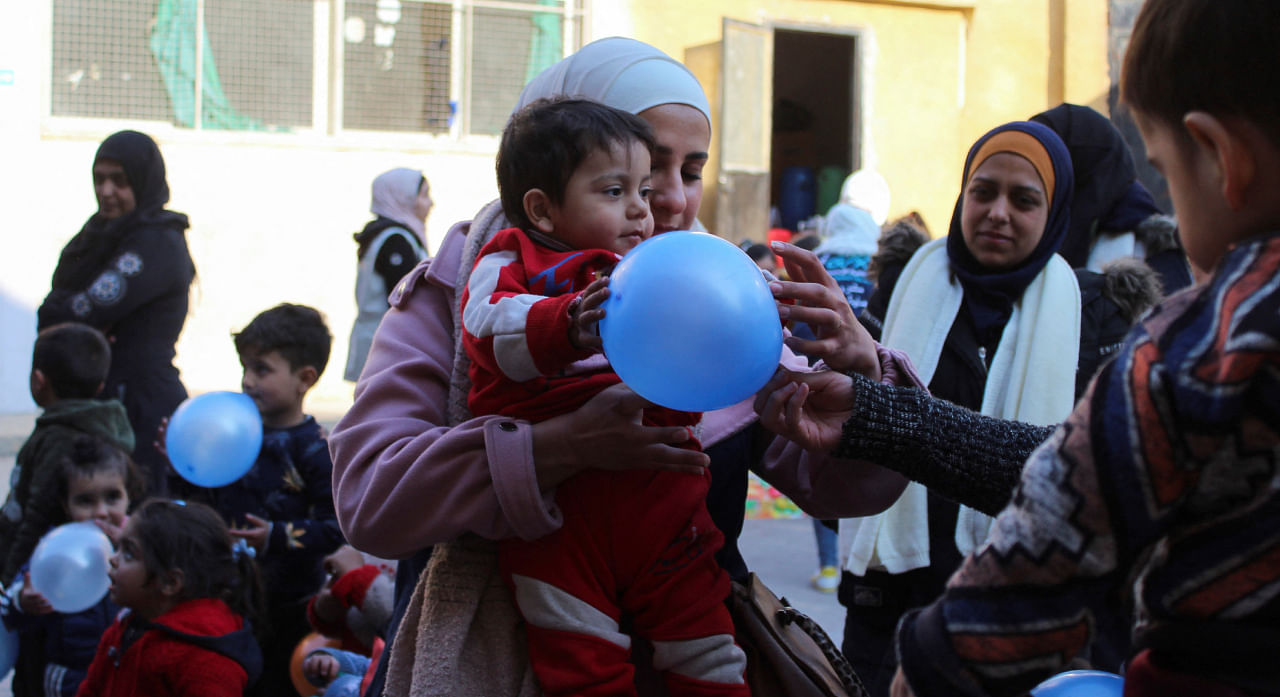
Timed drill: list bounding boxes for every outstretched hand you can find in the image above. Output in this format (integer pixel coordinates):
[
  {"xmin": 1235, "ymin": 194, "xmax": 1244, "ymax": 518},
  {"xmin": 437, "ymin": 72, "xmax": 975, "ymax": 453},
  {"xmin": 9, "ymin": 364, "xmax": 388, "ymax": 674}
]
[
  {"xmin": 770, "ymin": 241, "xmax": 882, "ymax": 381},
  {"xmin": 569, "ymin": 277, "xmax": 610, "ymax": 352},
  {"xmin": 532, "ymin": 382, "xmax": 710, "ymax": 491},
  {"xmin": 753, "ymin": 366, "xmax": 857, "ymax": 453}
]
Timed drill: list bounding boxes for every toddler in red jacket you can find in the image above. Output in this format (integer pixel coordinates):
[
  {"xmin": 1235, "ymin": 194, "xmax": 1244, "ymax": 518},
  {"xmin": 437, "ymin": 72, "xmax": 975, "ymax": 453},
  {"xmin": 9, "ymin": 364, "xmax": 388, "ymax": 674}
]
[
  {"xmin": 75, "ymin": 499, "xmax": 264, "ymax": 697},
  {"xmin": 461, "ymin": 97, "xmax": 749, "ymax": 696}
]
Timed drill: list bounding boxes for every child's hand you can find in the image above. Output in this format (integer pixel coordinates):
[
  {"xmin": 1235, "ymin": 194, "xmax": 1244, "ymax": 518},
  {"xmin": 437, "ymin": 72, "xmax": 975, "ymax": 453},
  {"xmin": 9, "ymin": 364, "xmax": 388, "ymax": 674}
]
[
  {"xmin": 229, "ymin": 513, "xmax": 271, "ymax": 553},
  {"xmin": 19, "ymin": 572, "xmax": 53, "ymax": 615},
  {"xmin": 569, "ymin": 277, "xmax": 610, "ymax": 351},
  {"xmin": 93, "ymin": 510, "xmax": 128, "ymax": 547},
  {"xmin": 303, "ymin": 653, "xmax": 341, "ymax": 686},
  {"xmin": 323, "ymin": 545, "xmax": 366, "ymax": 581}
]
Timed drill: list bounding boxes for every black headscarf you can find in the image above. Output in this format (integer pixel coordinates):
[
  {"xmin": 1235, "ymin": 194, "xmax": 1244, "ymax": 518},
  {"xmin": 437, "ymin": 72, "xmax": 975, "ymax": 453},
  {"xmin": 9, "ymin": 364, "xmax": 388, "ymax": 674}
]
[
  {"xmin": 1031, "ymin": 104, "xmax": 1162, "ymax": 268},
  {"xmin": 50, "ymin": 130, "xmax": 189, "ymax": 290},
  {"xmin": 945, "ymin": 121, "xmax": 1074, "ymax": 340}
]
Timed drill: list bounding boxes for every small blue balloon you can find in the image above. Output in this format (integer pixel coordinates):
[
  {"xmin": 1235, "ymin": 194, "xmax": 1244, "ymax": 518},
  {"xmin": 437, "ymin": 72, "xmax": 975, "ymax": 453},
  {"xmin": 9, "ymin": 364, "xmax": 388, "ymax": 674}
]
[
  {"xmin": 1031, "ymin": 670, "xmax": 1124, "ymax": 697},
  {"xmin": 29, "ymin": 521, "xmax": 113, "ymax": 614},
  {"xmin": 600, "ymin": 231, "xmax": 784, "ymax": 411},
  {"xmin": 0, "ymin": 624, "xmax": 15, "ymax": 679},
  {"xmin": 165, "ymin": 391, "xmax": 263, "ymax": 488}
]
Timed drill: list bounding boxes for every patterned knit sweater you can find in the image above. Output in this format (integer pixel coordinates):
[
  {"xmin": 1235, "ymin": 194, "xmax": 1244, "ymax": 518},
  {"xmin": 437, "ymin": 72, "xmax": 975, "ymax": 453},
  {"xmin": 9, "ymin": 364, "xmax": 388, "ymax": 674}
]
[{"xmin": 893, "ymin": 231, "xmax": 1280, "ymax": 696}]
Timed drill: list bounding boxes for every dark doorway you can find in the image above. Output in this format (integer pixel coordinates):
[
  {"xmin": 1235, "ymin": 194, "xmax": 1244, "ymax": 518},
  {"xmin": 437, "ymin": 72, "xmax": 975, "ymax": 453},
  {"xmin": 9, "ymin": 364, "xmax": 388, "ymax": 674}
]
[{"xmin": 770, "ymin": 29, "xmax": 858, "ymax": 232}]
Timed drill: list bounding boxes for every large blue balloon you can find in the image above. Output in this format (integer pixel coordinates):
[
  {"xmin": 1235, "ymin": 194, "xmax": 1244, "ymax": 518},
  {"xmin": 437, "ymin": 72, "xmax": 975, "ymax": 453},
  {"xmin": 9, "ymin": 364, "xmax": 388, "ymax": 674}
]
[
  {"xmin": 166, "ymin": 391, "xmax": 263, "ymax": 488},
  {"xmin": 29, "ymin": 521, "xmax": 113, "ymax": 613},
  {"xmin": 1031, "ymin": 670, "xmax": 1124, "ymax": 697},
  {"xmin": 600, "ymin": 231, "xmax": 783, "ymax": 411},
  {"xmin": 0, "ymin": 624, "xmax": 15, "ymax": 680}
]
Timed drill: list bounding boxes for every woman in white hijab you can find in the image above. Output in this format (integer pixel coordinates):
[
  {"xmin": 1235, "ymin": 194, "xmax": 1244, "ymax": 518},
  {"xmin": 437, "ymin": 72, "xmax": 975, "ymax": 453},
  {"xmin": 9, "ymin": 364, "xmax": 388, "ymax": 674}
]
[
  {"xmin": 344, "ymin": 168, "xmax": 432, "ymax": 381},
  {"xmin": 328, "ymin": 36, "xmax": 899, "ymax": 696}
]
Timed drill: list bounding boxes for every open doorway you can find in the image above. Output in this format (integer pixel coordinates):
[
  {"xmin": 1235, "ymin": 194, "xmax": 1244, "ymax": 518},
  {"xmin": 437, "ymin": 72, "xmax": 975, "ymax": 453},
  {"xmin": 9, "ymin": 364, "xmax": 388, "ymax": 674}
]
[{"xmin": 770, "ymin": 29, "xmax": 859, "ymax": 234}]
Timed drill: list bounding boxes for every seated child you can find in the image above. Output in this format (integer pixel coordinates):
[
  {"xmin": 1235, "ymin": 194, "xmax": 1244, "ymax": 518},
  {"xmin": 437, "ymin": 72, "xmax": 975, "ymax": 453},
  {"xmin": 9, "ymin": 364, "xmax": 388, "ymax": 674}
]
[
  {"xmin": 302, "ymin": 545, "xmax": 394, "ymax": 697},
  {"xmin": 76, "ymin": 499, "xmax": 264, "ymax": 697},
  {"xmin": 460, "ymin": 97, "xmax": 748, "ymax": 695},
  {"xmin": 2, "ymin": 435, "xmax": 140, "ymax": 697},
  {"xmin": 0, "ymin": 322, "xmax": 134, "ymax": 587},
  {"xmin": 171, "ymin": 303, "xmax": 345, "ymax": 697},
  {"xmin": 890, "ymin": 1, "xmax": 1280, "ymax": 696}
]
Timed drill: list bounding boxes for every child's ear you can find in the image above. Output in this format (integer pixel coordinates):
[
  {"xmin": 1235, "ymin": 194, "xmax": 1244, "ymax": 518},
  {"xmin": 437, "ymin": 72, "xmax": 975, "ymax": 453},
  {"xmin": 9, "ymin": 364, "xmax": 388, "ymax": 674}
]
[
  {"xmin": 159, "ymin": 568, "xmax": 185, "ymax": 599},
  {"xmin": 296, "ymin": 365, "xmax": 319, "ymax": 391},
  {"xmin": 1184, "ymin": 111, "xmax": 1256, "ymax": 212},
  {"xmin": 523, "ymin": 189, "xmax": 556, "ymax": 234}
]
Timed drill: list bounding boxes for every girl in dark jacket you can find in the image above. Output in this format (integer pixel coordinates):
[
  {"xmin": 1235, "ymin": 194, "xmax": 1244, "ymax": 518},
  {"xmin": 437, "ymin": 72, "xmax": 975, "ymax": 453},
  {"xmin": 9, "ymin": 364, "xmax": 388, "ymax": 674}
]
[{"xmin": 38, "ymin": 131, "xmax": 195, "ymax": 498}]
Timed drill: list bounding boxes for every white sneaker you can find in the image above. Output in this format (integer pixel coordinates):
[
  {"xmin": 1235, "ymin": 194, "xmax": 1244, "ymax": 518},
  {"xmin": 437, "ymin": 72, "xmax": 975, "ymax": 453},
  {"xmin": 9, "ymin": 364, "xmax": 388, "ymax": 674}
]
[{"xmin": 811, "ymin": 565, "xmax": 839, "ymax": 592}]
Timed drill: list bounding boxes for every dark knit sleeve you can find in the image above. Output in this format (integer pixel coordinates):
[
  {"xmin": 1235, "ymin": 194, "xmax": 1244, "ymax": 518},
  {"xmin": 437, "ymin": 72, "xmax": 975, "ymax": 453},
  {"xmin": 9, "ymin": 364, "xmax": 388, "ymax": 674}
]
[{"xmin": 833, "ymin": 373, "xmax": 1055, "ymax": 516}]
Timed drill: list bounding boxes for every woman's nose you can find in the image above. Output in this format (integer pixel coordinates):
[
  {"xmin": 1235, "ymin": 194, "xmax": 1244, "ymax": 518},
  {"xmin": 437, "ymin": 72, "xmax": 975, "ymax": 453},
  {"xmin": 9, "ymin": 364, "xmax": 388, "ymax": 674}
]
[{"xmin": 651, "ymin": 174, "xmax": 686, "ymax": 219}]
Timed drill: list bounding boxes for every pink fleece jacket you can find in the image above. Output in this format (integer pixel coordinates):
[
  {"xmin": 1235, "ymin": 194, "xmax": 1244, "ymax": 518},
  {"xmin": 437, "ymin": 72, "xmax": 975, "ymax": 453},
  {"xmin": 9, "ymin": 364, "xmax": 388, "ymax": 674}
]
[{"xmin": 329, "ymin": 220, "xmax": 920, "ymax": 559}]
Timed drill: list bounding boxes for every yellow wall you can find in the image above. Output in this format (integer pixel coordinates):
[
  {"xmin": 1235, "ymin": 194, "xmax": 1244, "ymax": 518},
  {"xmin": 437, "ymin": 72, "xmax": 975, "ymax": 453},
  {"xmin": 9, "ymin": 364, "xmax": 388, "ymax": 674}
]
[{"xmin": 619, "ymin": 0, "xmax": 1109, "ymax": 236}]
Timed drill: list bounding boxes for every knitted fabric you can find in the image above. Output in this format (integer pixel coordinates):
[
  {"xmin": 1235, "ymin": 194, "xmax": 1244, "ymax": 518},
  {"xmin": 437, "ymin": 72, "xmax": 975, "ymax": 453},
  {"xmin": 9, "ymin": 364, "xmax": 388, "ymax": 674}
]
[{"xmin": 834, "ymin": 373, "xmax": 1053, "ymax": 517}]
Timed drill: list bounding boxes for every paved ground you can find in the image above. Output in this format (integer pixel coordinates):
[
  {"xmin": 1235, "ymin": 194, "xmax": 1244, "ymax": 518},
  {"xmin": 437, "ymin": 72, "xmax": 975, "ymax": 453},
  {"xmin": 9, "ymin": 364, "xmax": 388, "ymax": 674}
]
[{"xmin": 0, "ymin": 407, "xmax": 848, "ymax": 690}]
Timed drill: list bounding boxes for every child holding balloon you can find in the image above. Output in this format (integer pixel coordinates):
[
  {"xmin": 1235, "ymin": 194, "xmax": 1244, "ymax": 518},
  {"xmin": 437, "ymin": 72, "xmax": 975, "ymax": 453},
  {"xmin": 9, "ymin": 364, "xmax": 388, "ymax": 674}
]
[
  {"xmin": 0, "ymin": 322, "xmax": 135, "ymax": 588},
  {"xmin": 76, "ymin": 498, "xmax": 264, "ymax": 697},
  {"xmin": 168, "ymin": 303, "xmax": 344, "ymax": 697},
  {"xmin": 459, "ymin": 97, "xmax": 749, "ymax": 696},
  {"xmin": 2, "ymin": 435, "xmax": 140, "ymax": 697}
]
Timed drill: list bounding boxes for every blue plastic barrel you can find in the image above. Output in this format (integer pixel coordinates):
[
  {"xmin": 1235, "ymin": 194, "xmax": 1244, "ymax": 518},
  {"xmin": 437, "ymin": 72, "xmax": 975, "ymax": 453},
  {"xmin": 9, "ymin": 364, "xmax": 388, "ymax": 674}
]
[{"xmin": 778, "ymin": 166, "xmax": 816, "ymax": 232}]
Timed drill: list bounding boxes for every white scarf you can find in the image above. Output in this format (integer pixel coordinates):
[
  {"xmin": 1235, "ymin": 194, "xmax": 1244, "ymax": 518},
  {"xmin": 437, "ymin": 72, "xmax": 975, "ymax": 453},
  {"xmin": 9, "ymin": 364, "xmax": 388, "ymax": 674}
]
[{"xmin": 839, "ymin": 237, "xmax": 1081, "ymax": 575}]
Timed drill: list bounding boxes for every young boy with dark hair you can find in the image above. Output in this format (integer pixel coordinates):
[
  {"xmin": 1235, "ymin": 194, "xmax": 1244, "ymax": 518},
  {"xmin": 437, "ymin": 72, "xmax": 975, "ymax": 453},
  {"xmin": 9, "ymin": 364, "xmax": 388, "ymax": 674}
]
[
  {"xmin": 890, "ymin": 2, "xmax": 1280, "ymax": 696},
  {"xmin": 175, "ymin": 303, "xmax": 344, "ymax": 697},
  {"xmin": 0, "ymin": 323, "xmax": 134, "ymax": 586},
  {"xmin": 461, "ymin": 97, "xmax": 749, "ymax": 695}
]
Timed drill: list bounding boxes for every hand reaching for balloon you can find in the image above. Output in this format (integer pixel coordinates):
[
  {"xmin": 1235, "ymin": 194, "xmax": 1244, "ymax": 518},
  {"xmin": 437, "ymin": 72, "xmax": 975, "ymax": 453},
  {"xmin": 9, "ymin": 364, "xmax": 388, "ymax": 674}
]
[
  {"xmin": 532, "ymin": 382, "xmax": 710, "ymax": 491},
  {"xmin": 18, "ymin": 572, "xmax": 53, "ymax": 615},
  {"xmin": 770, "ymin": 241, "xmax": 882, "ymax": 381},
  {"xmin": 230, "ymin": 513, "xmax": 271, "ymax": 553},
  {"xmin": 569, "ymin": 277, "xmax": 610, "ymax": 352},
  {"xmin": 753, "ymin": 367, "xmax": 856, "ymax": 453}
]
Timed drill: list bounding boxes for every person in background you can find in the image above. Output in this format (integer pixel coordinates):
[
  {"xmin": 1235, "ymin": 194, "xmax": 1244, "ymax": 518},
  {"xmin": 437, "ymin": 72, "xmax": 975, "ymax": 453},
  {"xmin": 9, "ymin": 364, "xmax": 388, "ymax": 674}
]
[
  {"xmin": 38, "ymin": 130, "xmax": 195, "ymax": 498},
  {"xmin": 0, "ymin": 323, "xmax": 134, "ymax": 587},
  {"xmin": 344, "ymin": 168, "xmax": 433, "ymax": 382},
  {"xmin": 76, "ymin": 499, "xmax": 264, "ymax": 697},
  {"xmin": 173, "ymin": 303, "xmax": 344, "ymax": 697},
  {"xmin": 746, "ymin": 243, "xmax": 779, "ymax": 274},
  {"xmin": 1030, "ymin": 102, "xmax": 1194, "ymax": 294},
  {"xmin": 840, "ymin": 120, "xmax": 1153, "ymax": 695},
  {"xmin": 3, "ymin": 435, "xmax": 141, "ymax": 697}
]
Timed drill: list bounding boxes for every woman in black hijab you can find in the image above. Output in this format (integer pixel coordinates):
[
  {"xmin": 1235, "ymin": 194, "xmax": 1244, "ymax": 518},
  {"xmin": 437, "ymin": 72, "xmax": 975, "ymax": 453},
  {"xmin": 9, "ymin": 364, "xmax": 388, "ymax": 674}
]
[
  {"xmin": 38, "ymin": 130, "xmax": 195, "ymax": 497},
  {"xmin": 1031, "ymin": 103, "xmax": 1194, "ymax": 293}
]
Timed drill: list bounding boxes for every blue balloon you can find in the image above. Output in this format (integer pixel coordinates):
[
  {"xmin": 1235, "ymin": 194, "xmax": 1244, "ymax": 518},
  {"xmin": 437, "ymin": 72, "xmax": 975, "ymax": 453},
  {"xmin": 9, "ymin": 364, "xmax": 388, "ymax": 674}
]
[
  {"xmin": 29, "ymin": 521, "xmax": 113, "ymax": 614},
  {"xmin": 600, "ymin": 231, "xmax": 784, "ymax": 411},
  {"xmin": 0, "ymin": 624, "xmax": 15, "ymax": 680},
  {"xmin": 1031, "ymin": 670, "xmax": 1124, "ymax": 697},
  {"xmin": 166, "ymin": 391, "xmax": 263, "ymax": 488}
]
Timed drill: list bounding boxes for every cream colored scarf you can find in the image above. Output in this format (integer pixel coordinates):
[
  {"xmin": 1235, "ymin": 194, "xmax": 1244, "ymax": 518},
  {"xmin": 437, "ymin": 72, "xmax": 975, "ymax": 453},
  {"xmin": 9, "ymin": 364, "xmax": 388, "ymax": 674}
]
[
  {"xmin": 839, "ymin": 238, "xmax": 1080, "ymax": 575},
  {"xmin": 383, "ymin": 200, "xmax": 542, "ymax": 697}
]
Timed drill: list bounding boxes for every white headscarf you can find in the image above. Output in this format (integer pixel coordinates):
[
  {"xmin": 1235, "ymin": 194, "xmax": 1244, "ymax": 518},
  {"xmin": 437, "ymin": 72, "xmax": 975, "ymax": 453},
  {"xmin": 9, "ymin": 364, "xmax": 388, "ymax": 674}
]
[
  {"xmin": 370, "ymin": 167, "xmax": 425, "ymax": 242},
  {"xmin": 515, "ymin": 36, "xmax": 711, "ymax": 128},
  {"xmin": 816, "ymin": 202, "xmax": 880, "ymax": 257},
  {"xmin": 839, "ymin": 169, "xmax": 891, "ymax": 226}
]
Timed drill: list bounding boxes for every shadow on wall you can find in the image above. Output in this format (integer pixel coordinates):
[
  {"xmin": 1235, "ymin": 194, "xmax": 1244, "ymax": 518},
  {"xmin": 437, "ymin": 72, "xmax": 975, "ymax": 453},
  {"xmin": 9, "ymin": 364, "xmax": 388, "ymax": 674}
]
[{"xmin": 0, "ymin": 286, "xmax": 37, "ymax": 414}]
